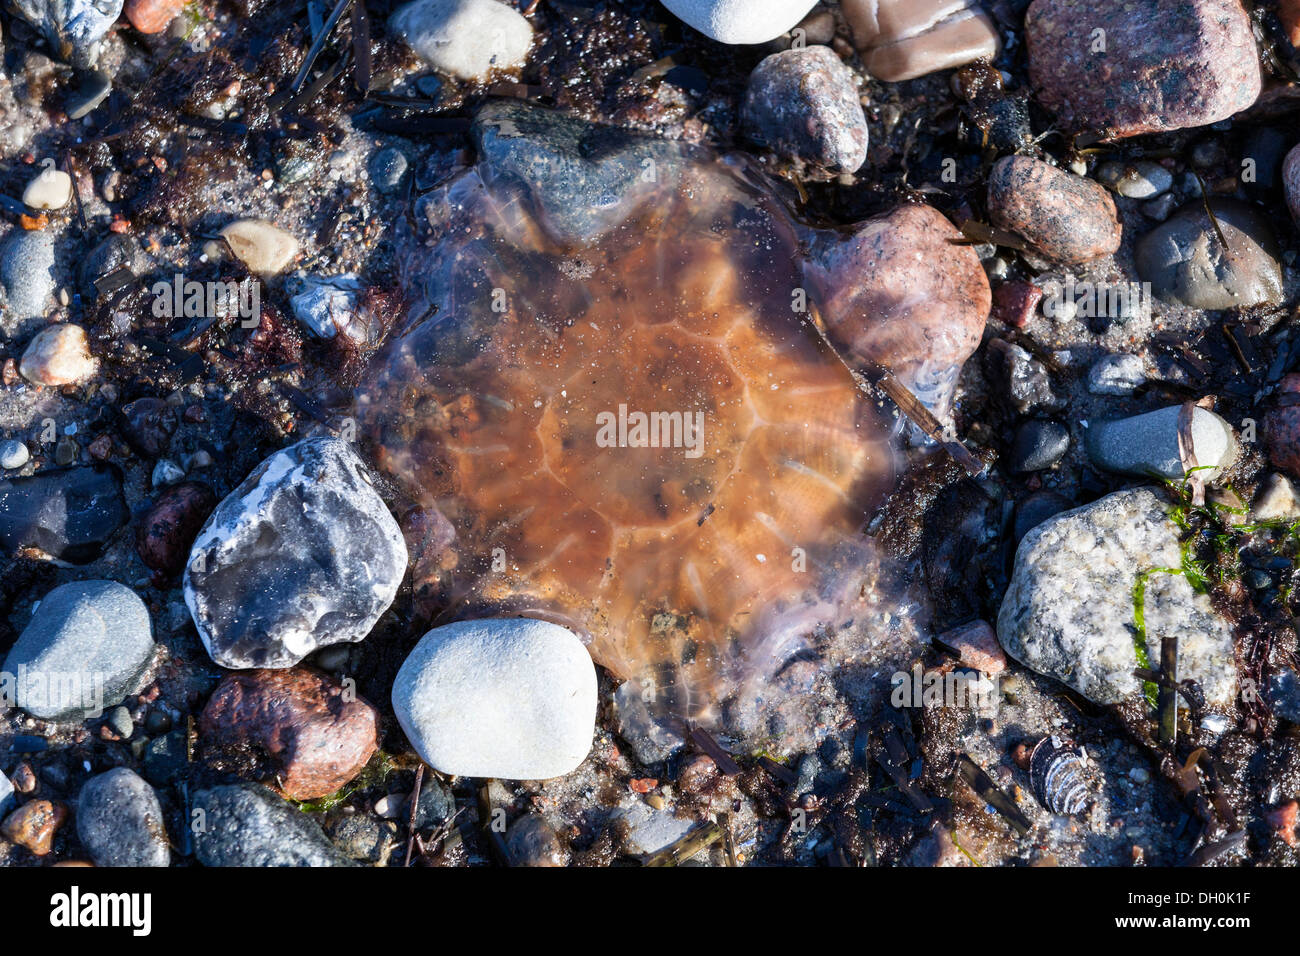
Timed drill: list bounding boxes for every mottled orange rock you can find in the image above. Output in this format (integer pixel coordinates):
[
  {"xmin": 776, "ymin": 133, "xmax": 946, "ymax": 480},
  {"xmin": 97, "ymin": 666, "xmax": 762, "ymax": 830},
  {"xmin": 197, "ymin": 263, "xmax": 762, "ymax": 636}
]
[
  {"xmin": 199, "ymin": 668, "xmax": 380, "ymax": 800},
  {"xmin": 126, "ymin": 0, "xmax": 188, "ymax": 34},
  {"xmin": 1, "ymin": 799, "xmax": 68, "ymax": 856},
  {"xmin": 988, "ymin": 155, "xmax": 1121, "ymax": 265}
]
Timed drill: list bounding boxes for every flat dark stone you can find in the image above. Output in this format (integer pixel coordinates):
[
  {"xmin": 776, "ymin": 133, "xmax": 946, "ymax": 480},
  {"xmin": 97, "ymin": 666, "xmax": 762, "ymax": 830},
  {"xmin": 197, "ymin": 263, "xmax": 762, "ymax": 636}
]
[{"xmin": 0, "ymin": 464, "xmax": 128, "ymax": 564}]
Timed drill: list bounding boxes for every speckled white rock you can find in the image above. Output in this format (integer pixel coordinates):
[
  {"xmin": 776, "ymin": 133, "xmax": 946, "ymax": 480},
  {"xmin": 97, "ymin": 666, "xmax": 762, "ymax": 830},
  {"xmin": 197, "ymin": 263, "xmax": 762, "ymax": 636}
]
[
  {"xmin": 19, "ymin": 323, "xmax": 98, "ymax": 386},
  {"xmin": 184, "ymin": 437, "xmax": 407, "ymax": 669},
  {"xmin": 1086, "ymin": 404, "xmax": 1238, "ymax": 484},
  {"xmin": 76, "ymin": 768, "xmax": 170, "ymax": 867},
  {"xmin": 392, "ymin": 618, "xmax": 597, "ymax": 780},
  {"xmin": 218, "ymin": 219, "xmax": 301, "ymax": 275},
  {"xmin": 998, "ymin": 488, "xmax": 1237, "ymax": 708},
  {"xmin": 22, "ymin": 167, "xmax": 72, "ymax": 210},
  {"xmin": 661, "ymin": 0, "xmax": 818, "ymax": 44},
  {"xmin": 390, "ymin": 0, "xmax": 534, "ymax": 81}
]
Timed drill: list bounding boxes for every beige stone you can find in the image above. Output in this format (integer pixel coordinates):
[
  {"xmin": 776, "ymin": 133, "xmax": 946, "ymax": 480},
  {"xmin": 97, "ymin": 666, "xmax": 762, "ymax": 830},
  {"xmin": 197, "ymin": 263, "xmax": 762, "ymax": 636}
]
[
  {"xmin": 20, "ymin": 324, "xmax": 98, "ymax": 386},
  {"xmin": 22, "ymin": 167, "xmax": 72, "ymax": 210},
  {"xmin": 218, "ymin": 219, "xmax": 301, "ymax": 275}
]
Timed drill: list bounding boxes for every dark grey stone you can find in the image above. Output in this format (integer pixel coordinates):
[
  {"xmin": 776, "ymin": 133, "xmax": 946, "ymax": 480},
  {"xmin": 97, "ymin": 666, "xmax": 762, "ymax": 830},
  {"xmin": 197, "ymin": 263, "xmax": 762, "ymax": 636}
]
[
  {"xmin": 192, "ymin": 783, "xmax": 354, "ymax": 867},
  {"xmin": 1135, "ymin": 199, "xmax": 1282, "ymax": 310},
  {"xmin": 0, "ymin": 463, "xmax": 128, "ymax": 564},
  {"xmin": 1010, "ymin": 420, "xmax": 1070, "ymax": 473},
  {"xmin": 368, "ymin": 146, "xmax": 410, "ymax": 194},
  {"xmin": 76, "ymin": 767, "xmax": 170, "ymax": 867}
]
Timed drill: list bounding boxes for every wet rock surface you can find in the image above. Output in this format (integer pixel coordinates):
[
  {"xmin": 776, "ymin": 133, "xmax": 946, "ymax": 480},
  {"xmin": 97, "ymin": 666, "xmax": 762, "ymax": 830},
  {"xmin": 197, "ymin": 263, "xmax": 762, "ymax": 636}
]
[
  {"xmin": 1086, "ymin": 404, "xmax": 1238, "ymax": 483},
  {"xmin": 199, "ymin": 668, "xmax": 380, "ymax": 800},
  {"xmin": 183, "ymin": 437, "xmax": 407, "ymax": 669},
  {"xmin": 843, "ymin": 0, "xmax": 1000, "ymax": 82},
  {"xmin": 741, "ymin": 46, "xmax": 868, "ymax": 174},
  {"xmin": 0, "ymin": 464, "xmax": 128, "ymax": 563}
]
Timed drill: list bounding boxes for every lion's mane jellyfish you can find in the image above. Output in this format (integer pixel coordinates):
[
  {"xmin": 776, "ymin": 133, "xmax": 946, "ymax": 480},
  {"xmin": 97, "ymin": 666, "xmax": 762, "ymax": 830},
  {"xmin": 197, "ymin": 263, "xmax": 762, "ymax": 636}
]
[{"xmin": 357, "ymin": 102, "xmax": 989, "ymax": 736}]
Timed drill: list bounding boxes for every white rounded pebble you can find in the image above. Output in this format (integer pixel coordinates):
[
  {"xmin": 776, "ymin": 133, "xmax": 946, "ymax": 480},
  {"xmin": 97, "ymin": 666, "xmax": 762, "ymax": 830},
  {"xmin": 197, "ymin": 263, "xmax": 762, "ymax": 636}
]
[
  {"xmin": 19, "ymin": 324, "xmax": 98, "ymax": 386},
  {"xmin": 22, "ymin": 167, "xmax": 72, "ymax": 210},
  {"xmin": 0, "ymin": 439, "xmax": 30, "ymax": 470},
  {"xmin": 390, "ymin": 0, "xmax": 534, "ymax": 81},
  {"xmin": 661, "ymin": 0, "xmax": 818, "ymax": 44},
  {"xmin": 218, "ymin": 219, "xmax": 301, "ymax": 275},
  {"xmin": 392, "ymin": 618, "xmax": 597, "ymax": 780}
]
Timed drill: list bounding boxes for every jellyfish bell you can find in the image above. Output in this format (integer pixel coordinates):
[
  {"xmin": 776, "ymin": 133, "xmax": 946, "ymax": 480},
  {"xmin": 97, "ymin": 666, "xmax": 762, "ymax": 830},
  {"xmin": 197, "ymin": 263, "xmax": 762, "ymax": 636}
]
[{"xmin": 356, "ymin": 102, "xmax": 988, "ymax": 738}]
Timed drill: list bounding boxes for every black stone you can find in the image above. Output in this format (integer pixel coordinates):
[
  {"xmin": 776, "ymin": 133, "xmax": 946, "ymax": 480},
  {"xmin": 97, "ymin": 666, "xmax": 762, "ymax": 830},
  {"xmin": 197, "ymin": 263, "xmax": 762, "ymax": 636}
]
[
  {"xmin": 0, "ymin": 464, "xmax": 127, "ymax": 563},
  {"xmin": 1009, "ymin": 420, "xmax": 1070, "ymax": 473}
]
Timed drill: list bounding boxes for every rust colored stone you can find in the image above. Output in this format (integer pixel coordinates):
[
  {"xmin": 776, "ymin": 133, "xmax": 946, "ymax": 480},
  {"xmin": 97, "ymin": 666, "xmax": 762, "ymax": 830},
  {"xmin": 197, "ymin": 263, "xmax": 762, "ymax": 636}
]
[
  {"xmin": 1, "ymin": 799, "xmax": 68, "ymax": 856},
  {"xmin": 199, "ymin": 668, "xmax": 380, "ymax": 800},
  {"xmin": 126, "ymin": 0, "xmax": 187, "ymax": 34},
  {"xmin": 991, "ymin": 281, "xmax": 1043, "ymax": 330},
  {"xmin": 1265, "ymin": 374, "xmax": 1300, "ymax": 480},
  {"xmin": 1281, "ymin": 0, "xmax": 1300, "ymax": 48},
  {"xmin": 134, "ymin": 480, "xmax": 216, "ymax": 578}
]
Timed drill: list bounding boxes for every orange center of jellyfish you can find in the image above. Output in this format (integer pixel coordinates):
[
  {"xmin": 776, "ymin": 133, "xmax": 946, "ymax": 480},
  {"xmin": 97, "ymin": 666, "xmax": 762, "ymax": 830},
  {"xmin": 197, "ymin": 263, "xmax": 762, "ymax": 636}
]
[{"xmin": 359, "ymin": 144, "xmax": 896, "ymax": 723}]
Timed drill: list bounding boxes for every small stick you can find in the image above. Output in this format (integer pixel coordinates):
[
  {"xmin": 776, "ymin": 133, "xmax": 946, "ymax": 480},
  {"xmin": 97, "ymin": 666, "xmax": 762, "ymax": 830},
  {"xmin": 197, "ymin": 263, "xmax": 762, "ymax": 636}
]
[{"xmin": 404, "ymin": 763, "xmax": 424, "ymax": 867}]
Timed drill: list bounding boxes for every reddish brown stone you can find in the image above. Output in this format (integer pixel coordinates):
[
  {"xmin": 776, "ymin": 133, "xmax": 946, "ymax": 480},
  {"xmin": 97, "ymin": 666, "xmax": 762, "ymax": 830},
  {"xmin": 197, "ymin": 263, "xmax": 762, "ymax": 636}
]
[
  {"xmin": 1265, "ymin": 374, "xmax": 1300, "ymax": 480},
  {"xmin": 1267, "ymin": 799, "xmax": 1298, "ymax": 846},
  {"xmin": 199, "ymin": 668, "xmax": 380, "ymax": 800},
  {"xmin": 1281, "ymin": 0, "xmax": 1300, "ymax": 48},
  {"xmin": 1284, "ymin": 143, "xmax": 1300, "ymax": 229},
  {"xmin": 806, "ymin": 203, "xmax": 991, "ymax": 399},
  {"xmin": 1026, "ymin": 0, "xmax": 1261, "ymax": 139},
  {"xmin": 991, "ymin": 281, "xmax": 1044, "ymax": 330},
  {"xmin": 1, "ymin": 799, "xmax": 68, "ymax": 856},
  {"xmin": 988, "ymin": 156, "xmax": 1120, "ymax": 265},
  {"xmin": 125, "ymin": 0, "xmax": 187, "ymax": 33},
  {"xmin": 135, "ymin": 480, "xmax": 216, "ymax": 579},
  {"xmin": 936, "ymin": 620, "xmax": 1006, "ymax": 674}
]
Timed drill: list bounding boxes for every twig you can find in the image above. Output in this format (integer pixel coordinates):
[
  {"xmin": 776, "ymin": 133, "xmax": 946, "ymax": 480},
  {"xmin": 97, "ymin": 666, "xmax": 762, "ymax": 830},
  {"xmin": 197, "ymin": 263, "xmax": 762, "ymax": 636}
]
[
  {"xmin": 290, "ymin": 0, "xmax": 353, "ymax": 95},
  {"xmin": 404, "ymin": 763, "xmax": 424, "ymax": 866}
]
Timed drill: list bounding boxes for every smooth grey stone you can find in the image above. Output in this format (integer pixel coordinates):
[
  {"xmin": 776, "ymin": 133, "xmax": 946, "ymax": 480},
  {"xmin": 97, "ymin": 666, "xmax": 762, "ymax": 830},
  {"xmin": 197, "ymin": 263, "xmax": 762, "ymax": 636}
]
[
  {"xmin": 1009, "ymin": 420, "xmax": 1069, "ymax": 473},
  {"xmin": 1086, "ymin": 404, "xmax": 1238, "ymax": 484},
  {"xmin": 2, "ymin": 580, "xmax": 154, "ymax": 721},
  {"xmin": 470, "ymin": 100, "xmax": 690, "ymax": 246},
  {"xmin": 0, "ymin": 464, "xmax": 129, "ymax": 564},
  {"xmin": 999, "ymin": 488, "xmax": 1237, "ymax": 707},
  {"xmin": 660, "ymin": 0, "xmax": 817, "ymax": 44},
  {"xmin": 1135, "ymin": 199, "xmax": 1282, "ymax": 310},
  {"xmin": 107, "ymin": 704, "xmax": 133, "ymax": 738},
  {"xmin": 76, "ymin": 767, "xmax": 170, "ymax": 867},
  {"xmin": 1098, "ymin": 159, "xmax": 1173, "ymax": 198},
  {"xmin": 0, "ymin": 228, "xmax": 56, "ymax": 337},
  {"xmin": 184, "ymin": 437, "xmax": 407, "ymax": 669},
  {"xmin": 192, "ymin": 784, "xmax": 354, "ymax": 867}
]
